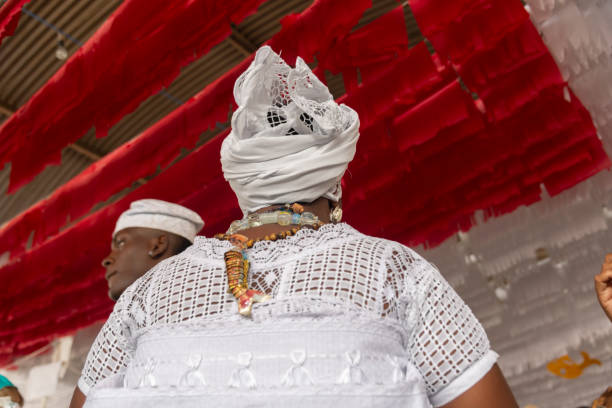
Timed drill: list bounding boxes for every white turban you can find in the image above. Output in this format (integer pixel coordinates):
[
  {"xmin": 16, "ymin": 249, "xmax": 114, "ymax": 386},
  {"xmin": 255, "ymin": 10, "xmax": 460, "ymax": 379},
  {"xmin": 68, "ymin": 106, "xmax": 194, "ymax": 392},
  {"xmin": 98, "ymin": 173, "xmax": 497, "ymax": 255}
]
[
  {"xmin": 221, "ymin": 46, "xmax": 360, "ymax": 215},
  {"xmin": 113, "ymin": 199, "xmax": 204, "ymax": 243}
]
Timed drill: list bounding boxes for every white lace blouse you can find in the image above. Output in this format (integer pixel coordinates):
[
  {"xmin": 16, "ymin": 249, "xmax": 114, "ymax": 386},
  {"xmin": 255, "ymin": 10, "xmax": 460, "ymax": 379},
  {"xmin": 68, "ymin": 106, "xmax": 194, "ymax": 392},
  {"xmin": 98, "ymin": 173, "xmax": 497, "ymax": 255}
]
[{"xmin": 79, "ymin": 223, "xmax": 497, "ymax": 408}]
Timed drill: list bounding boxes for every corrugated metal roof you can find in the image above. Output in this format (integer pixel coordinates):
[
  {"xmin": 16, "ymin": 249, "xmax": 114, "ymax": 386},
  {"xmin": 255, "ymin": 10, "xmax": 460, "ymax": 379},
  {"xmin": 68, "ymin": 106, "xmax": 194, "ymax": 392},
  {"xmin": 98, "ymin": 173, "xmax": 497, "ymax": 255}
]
[
  {"xmin": 0, "ymin": 0, "xmax": 411, "ymax": 227},
  {"xmin": 0, "ymin": 0, "xmax": 122, "ymax": 108}
]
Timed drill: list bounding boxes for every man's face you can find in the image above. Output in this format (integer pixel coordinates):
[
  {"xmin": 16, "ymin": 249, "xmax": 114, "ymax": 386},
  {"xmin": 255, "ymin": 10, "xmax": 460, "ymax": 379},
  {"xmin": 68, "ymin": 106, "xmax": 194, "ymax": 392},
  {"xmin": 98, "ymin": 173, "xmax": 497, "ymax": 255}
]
[{"xmin": 102, "ymin": 228, "xmax": 157, "ymax": 301}]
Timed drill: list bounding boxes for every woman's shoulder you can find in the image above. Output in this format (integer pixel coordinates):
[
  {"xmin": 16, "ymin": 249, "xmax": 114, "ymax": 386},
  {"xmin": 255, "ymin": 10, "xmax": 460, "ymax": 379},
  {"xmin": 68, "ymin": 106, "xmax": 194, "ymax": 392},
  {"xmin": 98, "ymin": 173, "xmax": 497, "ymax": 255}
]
[
  {"xmin": 345, "ymin": 226, "xmax": 425, "ymax": 261},
  {"xmin": 350, "ymin": 229, "xmax": 440, "ymax": 286}
]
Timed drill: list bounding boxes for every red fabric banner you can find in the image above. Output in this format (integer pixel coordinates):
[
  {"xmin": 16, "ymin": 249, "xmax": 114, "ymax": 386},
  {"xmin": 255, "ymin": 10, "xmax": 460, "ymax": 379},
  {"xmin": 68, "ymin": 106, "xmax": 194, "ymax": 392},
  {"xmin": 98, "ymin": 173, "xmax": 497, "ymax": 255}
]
[
  {"xmin": 317, "ymin": 6, "xmax": 409, "ymax": 90},
  {"xmin": 391, "ymin": 80, "xmax": 484, "ymax": 152},
  {"xmin": 344, "ymin": 84, "xmax": 608, "ymax": 247},
  {"xmin": 339, "ymin": 0, "xmax": 610, "ymax": 246},
  {"xmin": 336, "ymin": 42, "xmax": 451, "ymax": 130},
  {"xmin": 0, "ymin": 61, "xmax": 245, "ymax": 259},
  {"xmin": 457, "ymin": 22, "xmax": 550, "ymax": 91},
  {"xmin": 268, "ymin": 0, "xmax": 372, "ymax": 66},
  {"xmin": 0, "ymin": 0, "xmax": 29, "ymax": 46},
  {"xmin": 399, "ymin": 0, "xmax": 610, "ymax": 244},
  {"xmin": 0, "ymin": 0, "xmax": 268, "ymax": 193},
  {"xmin": 0, "ymin": 0, "xmax": 373, "ymax": 260},
  {"xmin": 412, "ymin": 0, "xmax": 529, "ymax": 65}
]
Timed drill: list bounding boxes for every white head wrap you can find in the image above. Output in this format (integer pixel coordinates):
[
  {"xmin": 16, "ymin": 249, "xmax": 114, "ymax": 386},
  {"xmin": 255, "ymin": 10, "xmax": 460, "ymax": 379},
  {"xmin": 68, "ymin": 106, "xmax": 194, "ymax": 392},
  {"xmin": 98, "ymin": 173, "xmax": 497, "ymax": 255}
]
[
  {"xmin": 113, "ymin": 199, "xmax": 204, "ymax": 243},
  {"xmin": 221, "ymin": 46, "xmax": 360, "ymax": 215}
]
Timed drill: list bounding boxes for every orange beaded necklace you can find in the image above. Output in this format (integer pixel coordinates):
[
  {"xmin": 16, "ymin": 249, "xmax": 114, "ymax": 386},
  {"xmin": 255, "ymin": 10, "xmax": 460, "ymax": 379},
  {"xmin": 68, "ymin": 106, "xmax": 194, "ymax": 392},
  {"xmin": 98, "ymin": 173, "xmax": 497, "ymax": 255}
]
[{"xmin": 215, "ymin": 203, "xmax": 324, "ymax": 316}]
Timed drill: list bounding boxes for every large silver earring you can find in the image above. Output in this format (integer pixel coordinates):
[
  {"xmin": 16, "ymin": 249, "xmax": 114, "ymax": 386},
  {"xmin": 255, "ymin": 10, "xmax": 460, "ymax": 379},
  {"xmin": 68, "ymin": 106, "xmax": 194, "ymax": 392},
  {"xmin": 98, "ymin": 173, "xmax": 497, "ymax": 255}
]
[{"xmin": 330, "ymin": 205, "xmax": 343, "ymax": 223}]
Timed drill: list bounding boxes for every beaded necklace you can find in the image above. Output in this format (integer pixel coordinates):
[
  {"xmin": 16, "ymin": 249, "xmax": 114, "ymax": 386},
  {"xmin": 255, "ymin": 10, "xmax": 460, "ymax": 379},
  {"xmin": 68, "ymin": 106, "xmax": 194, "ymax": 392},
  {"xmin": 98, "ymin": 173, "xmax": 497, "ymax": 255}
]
[{"xmin": 215, "ymin": 203, "xmax": 325, "ymax": 316}]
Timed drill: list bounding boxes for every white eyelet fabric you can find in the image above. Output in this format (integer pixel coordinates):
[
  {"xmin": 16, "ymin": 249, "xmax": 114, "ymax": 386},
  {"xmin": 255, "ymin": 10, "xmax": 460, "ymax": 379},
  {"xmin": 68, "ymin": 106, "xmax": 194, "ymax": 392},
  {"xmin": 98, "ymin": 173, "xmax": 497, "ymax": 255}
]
[{"xmin": 79, "ymin": 223, "xmax": 496, "ymax": 407}]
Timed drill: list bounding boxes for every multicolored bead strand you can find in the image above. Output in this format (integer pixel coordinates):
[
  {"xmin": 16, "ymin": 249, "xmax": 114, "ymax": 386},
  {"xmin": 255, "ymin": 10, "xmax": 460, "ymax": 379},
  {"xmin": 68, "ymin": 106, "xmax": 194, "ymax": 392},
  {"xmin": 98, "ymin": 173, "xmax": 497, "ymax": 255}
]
[
  {"xmin": 223, "ymin": 234, "xmax": 270, "ymax": 316},
  {"xmin": 216, "ymin": 207, "xmax": 325, "ymax": 317}
]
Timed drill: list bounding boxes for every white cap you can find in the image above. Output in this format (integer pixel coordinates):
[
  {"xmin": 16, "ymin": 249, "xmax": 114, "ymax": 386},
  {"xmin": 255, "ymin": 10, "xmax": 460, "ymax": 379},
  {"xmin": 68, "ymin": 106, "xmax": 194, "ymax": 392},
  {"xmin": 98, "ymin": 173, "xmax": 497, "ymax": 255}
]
[{"xmin": 113, "ymin": 199, "xmax": 204, "ymax": 243}]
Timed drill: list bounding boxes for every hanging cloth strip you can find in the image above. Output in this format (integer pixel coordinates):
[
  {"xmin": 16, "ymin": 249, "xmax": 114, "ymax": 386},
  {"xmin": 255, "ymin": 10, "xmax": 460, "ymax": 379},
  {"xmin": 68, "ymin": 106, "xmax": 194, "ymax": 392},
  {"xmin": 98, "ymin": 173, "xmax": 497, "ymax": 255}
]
[
  {"xmin": 0, "ymin": 0, "xmax": 270, "ymax": 193},
  {"xmin": 316, "ymin": 6, "xmax": 410, "ymax": 92},
  {"xmin": 411, "ymin": 0, "xmax": 529, "ymax": 66},
  {"xmin": 0, "ymin": 0, "xmax": 29, "ymax": 46},
  {"xmin": 0, "ymin": 0, "xmax": 373, "ymax": 260}
]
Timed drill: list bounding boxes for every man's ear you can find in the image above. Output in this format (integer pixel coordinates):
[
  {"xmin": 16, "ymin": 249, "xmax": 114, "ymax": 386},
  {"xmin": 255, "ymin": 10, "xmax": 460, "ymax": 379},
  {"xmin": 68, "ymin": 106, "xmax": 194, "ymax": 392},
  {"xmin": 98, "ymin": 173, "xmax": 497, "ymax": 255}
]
[{"xmin": 149, "ymin": 234, "xmax": 169, "ymax": 259}]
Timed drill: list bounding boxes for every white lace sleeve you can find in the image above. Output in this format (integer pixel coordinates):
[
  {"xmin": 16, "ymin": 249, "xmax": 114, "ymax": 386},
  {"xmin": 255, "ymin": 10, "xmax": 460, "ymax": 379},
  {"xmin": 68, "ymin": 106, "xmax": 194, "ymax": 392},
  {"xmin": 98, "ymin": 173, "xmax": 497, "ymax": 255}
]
[
  {"xmin": 389, "ymin": 245, "xmax": 498, "ymax": 407},
  {"xmin": 77, "ymin": 274, "xmax": 150, "ymax": 395}
]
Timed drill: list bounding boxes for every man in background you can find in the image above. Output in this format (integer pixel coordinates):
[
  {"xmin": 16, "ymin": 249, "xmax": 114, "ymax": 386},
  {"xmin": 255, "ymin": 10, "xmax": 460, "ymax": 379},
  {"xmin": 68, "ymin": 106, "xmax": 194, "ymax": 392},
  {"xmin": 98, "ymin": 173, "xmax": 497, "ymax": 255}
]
[
  {"xmin": 70, "ymin": 199, "xmax": 204, "ymax": 407},
  {"xmin": 102, "ymin": 198, "xmax": 204, "ymax": 301}
]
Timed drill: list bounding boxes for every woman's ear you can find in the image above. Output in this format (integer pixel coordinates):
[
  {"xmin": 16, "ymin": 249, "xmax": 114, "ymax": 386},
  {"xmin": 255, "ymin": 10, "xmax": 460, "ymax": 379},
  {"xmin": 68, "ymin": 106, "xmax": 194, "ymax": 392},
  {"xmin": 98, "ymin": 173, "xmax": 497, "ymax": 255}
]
[{"xmin": 148, "ymin": 234, "xmax": 169, "ymax": 259}]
